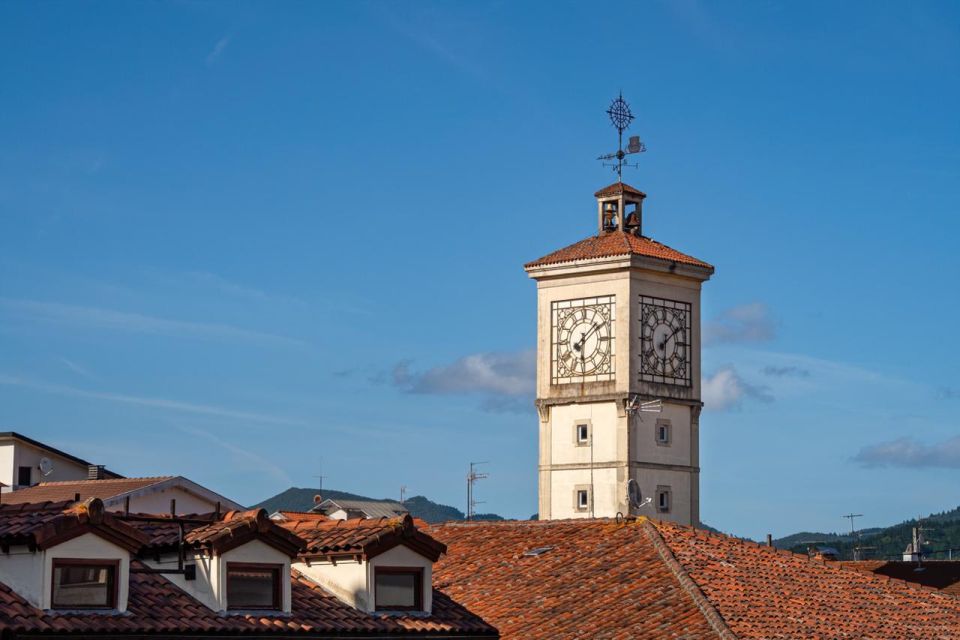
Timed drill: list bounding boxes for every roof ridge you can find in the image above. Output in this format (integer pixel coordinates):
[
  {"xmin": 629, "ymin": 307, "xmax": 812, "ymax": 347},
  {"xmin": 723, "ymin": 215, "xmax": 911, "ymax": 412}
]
[
  {"xmin": 641, "ymin": 520, "xmax": 738, "ymax": 640},
  {"xmin": 37, "ymin": 475, "xmax": 173, "ymax": 486}
]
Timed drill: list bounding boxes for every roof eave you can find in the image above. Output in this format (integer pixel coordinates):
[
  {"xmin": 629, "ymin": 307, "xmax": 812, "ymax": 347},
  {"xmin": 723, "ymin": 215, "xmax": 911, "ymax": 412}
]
[{"xmin": 525, "ymin": 253, "xmax": 713, "ymax": 281}]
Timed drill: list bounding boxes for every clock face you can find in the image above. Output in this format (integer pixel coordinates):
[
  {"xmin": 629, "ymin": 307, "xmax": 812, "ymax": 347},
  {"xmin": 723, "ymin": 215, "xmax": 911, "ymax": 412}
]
[
  {"xmin": 551, "ymin": 296, "xmax": 615, "ymax": 384},
  {"xmin": 640, "ymin": 296, "xmax": 692, "ymax": 386}
]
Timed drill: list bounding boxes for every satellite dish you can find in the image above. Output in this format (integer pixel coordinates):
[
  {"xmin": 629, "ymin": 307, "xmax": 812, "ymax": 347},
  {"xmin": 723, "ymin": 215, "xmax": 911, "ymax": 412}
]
[
  {"xmin": 627, "ymin": 479, "xmax": 642, "ymax": 509},
  {"xmin": 38, "ymin": 457, "xmax": 53, "ymax": 477}
]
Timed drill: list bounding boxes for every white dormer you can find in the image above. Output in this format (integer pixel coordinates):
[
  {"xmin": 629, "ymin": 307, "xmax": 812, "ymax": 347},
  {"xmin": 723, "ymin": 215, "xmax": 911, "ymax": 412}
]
[
  {"xmin": 286, "ymin": 515, "xmax": 444, "ymax": 614},
  {"xmin": 0, "ymin": 498, "xmax": 145, "ymax": 612},
  {"xmin": 142, "ymin": 509, "xmax": 302, "ymax": 614}
]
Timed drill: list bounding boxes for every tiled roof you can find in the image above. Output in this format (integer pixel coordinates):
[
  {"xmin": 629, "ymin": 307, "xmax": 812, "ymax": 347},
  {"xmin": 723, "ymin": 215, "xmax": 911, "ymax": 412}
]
[
  {"xmin": 525, "ymin": 231, "xmax": 713, "ymax": 270},
  {"xmin": 0, "ymin": 499, "xmax": 147, "ymax": 552},
  {"xmin": 652, "ymin": 518, "xmax": 960, "ymax": 639},
  {"xmin": 594, "ymin": 181, "xmax": 646, "ymax": 198},
  {"xmin": 280, "ymin": 514, "xmax": 447, "ymax": 562},
  {"xmin": 271, "ymin": 510, "xmax": 330, "ymax": 522},
  {"xmin": 429, "ymin": 518, "xmax": 960, "ymax": 640},
  {"xmin": 428, "ymin": 519, "xmax": 720, "ymax": 639},
  {"xmin": 0, "ymin": 561, "xmax": 496, "ymax": 637},
  {"xmin": 1, "ymin": 476, "xmax": 173, "ymax": 505},
  {"xmin": 183, "ymin": 508, "xmax": 304, "ymax": 556},
  {"xmin": 315, "ymin": 498, "xmax": 409, "ymax": 519}
]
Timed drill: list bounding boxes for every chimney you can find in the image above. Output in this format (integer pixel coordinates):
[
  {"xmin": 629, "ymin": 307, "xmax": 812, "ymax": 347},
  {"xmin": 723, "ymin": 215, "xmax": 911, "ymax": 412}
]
[
  {"xmin": 766, "ymin": 533, "xmax": 773, "ymax": 547},
  {"xmin": 87, "ymin": 465, "xmax": 105, "ymax": 480}
]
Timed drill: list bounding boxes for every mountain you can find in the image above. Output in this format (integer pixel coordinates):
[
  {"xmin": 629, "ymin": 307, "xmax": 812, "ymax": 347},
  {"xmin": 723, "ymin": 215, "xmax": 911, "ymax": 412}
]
[
  {"xmin": 252, "ymin": 487, "xmax": 504, "ymax": 524},
  {"xmin": 774, "ymin": 506, "xmax": 960, "ymax": 560}
]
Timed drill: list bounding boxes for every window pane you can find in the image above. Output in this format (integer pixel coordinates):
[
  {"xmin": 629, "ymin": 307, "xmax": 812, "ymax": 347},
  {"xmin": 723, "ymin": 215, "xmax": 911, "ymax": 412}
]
[
  {"xmin": 53, "ymin": 565, "xmax": 112, "ymax": 608},
  {"xmin": 227, "ymin": 566, "xmax": 278, "ymax": 609},
  {"xmin": 376, "ymin": 572, "xmax": 417, "ymax": 608}
]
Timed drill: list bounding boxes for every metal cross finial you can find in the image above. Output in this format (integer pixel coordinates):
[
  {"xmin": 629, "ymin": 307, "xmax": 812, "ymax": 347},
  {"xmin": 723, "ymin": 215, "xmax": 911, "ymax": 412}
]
[{"xmin": 598, "ymin": 93, "xmax": 646, "ymax": 181}]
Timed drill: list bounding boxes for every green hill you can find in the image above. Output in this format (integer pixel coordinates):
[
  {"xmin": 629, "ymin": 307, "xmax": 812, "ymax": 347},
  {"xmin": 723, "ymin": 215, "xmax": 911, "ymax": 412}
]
[
  {"xmin": 775, "ymin": 506, "xmax": 960, "ymax": 560},
  {"xmin": 252, "ymin": 487, "xmax": 503, "ymax": 524}
]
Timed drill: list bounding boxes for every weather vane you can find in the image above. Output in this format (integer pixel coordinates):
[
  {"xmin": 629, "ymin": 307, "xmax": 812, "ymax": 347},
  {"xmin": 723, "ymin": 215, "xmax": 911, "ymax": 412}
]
[{"xmin": 597, "ymin": 92, "xmax": 646, "ymax": 182}]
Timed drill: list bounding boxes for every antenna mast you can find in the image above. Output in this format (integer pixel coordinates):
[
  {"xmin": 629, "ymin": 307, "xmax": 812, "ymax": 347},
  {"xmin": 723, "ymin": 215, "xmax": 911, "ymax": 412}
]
[
  {"xmin": 842, "ymin": 513, "xmax": 863, "ymax": 561},
  {"xmin": 312, "ymin": 457, "xmax": 326, "ymax": 495},
  {"xmin": 466, "ymin": 462, "xmax": 489, "ymax": 521}
]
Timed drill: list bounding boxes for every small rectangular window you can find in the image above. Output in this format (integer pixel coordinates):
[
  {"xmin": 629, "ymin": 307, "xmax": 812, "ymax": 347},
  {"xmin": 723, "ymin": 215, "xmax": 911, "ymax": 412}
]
[
  {"xmin": 51, "ymin": 560, "xmax": 117, "ymax": 609},
  {"xmin": 576, "ymin": 423, "xmax": 589, "ymax": 444},
  {"xmin": 656, "ymin": 421, "xmax": 671, "ymax": 446},
  {"xmin": 17, "ymin": 466, "xmax": 31, "ymax": 487},
  {"xmin": 657, "ymin": 487, "xmax": 671, "ymax": 513},
  {"xmin": 577, "ymin": 489, "xmax": 589, "ymax": 510},
  {"xmin": 227, "ymin": 563, "xmax": 281, "ymax": 610},
  {"xmin": 374, "ymin": 568, "xmax": 423, "ymax": 611}
]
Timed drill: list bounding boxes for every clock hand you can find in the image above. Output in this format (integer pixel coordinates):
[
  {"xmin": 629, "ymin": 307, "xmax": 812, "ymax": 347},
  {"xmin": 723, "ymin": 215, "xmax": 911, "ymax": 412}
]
[
  {"xmin": 576, "ymin": 322, "xmax": 603, "ymax": 351},
  {"xmin": 658, "ymin": 326, "xmax": 685, "ymax": 354}
]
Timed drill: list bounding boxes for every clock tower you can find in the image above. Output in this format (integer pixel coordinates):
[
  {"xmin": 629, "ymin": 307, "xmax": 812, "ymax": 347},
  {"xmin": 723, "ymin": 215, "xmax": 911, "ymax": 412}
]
[{"xmin": 524, "ymin": 175, "xmax": 713, "ymax": 525}]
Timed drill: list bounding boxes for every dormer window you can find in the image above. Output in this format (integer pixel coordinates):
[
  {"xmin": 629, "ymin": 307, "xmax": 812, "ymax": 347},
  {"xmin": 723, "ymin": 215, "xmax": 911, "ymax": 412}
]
[
  {"xmin": 51, "ymin": 559, "xmax": 118, "ymax": 609},
  {"xmin": 226, "ymin": 563, "xmax": 282, "ymax": 610},
  {"xmin": 374, "ymin": 568, "xmax": 423, "ymax": 611}
]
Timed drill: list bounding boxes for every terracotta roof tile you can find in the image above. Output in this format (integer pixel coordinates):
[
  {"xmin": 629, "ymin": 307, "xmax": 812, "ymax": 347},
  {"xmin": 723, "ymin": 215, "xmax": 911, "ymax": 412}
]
[
  {"xmin": 280, "ymin": 514, "xmax": 447, "ymax": 562},
  {"xmin": 651, "ymin": 519, "xmax": 960, "ymax": 639},
  {"xmin": 0, "ymin": 561, "xmax": 495, "ymax": 636},
  {"xmin": 429, "ymin": 518, "xmax": 960, "ymax": 640},
  {"xmin": 525, "ymin": 231, "xmax": 713, "ymax": 270},
  {"xmin": 428, "ymin": 519, "xmax": 720, "ymax": 639},
  {"xmin": 2, "ymin": 477, "xmax": 173, "ymax": 505},
  {"xmin": 183, "ymin": 509, "xmax": 304, "ymax": 556},
  {"xmin": 0, "ymin": 499, "xmax": 147, "ymax": 552},
  {"xmin": 594, "ymin": 181, "xmax": 647, "ymax": 198}
]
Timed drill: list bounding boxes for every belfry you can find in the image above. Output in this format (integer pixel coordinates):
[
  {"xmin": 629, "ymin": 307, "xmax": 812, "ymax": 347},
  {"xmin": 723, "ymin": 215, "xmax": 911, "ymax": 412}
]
[{"xmin": 524, "ymin": 96, "xmax": 714, "ymax": 525}]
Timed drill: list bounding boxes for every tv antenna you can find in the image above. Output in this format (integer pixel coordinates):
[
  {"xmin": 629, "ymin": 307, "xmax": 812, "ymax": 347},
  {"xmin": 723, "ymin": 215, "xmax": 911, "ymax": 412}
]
[
  {"xmin": 842, "ymin": 513, "xmax": 863, "ymax": 561},
  {"xmin": 466, "ymin": 461, "xmax": 489, "ymax": 521},
  {"xmin": 312, "ymin": 457, "xmax": 326, "ymax": 495},
  {"xmin": 626, "ymin": 395, "xmax": 662, "ymax": 417},
  {"xmin": 400, "ymin": 485, "xmax": 407, "ymax": 504},
  {"xmin": 597, "ymin": 92, "xmax": 646, "ymax": 182}
]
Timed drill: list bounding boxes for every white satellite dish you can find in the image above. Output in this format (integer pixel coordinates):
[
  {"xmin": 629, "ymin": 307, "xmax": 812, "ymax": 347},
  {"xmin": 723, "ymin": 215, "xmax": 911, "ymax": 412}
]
[
  {"xmin": 627, "ymin": 479, "xmax": 642, "ymax": 509},
  {"xmin": 38, "ymin": 457, "xmax": 54, "ymax": 477}
]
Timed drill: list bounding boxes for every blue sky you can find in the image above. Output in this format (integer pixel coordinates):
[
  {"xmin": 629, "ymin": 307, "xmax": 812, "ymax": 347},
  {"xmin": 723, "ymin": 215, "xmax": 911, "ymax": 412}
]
[{"xmin": 1, "ymin": 1, "xmax": 958, "ymax": 539}]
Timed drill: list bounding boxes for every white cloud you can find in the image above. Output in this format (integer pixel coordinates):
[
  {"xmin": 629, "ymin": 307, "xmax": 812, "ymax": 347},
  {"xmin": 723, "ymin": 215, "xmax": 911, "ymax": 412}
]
[
  {"xmin": 394, "ymin": 350, "xmax": 535, "ymax": 397},
  {"xmin": 0, "ymin": 297, "xmax": 304, "ymax": 347},
  {"xmin": 0, "ymin": 374, "xmax": 304, "ymax": 426},
  {"xmin": 704, "ymin": 302, "xmax": 776, "ymax": 346},
  {"xmin": 206, "ymin": 36, "xmax": 230, "ymax": 65},
  {"xmin": 853, "ymin": 436, "xmax": 960, "ymax": 469},
  {"xmin": 702, "ymin": 366, "xmax": 773, "ymax": 411}
]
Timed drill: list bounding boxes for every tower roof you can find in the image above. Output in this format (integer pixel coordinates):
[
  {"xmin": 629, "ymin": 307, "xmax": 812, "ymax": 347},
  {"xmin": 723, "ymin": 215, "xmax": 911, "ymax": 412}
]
[
  {"xmin": 524, "ymin": 230, "xmax": 713, "ymax": 271},
  {"xmin": 593, "ymin": 181, "xmax": 646, "ymax": 199}
]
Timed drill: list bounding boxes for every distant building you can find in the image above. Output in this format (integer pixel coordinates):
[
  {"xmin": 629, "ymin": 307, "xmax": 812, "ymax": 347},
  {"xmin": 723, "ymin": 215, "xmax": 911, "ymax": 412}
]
[
  {"xmin": 840, "ymin": 560, "xmax": 960, "ymax": 596},
  {"xmin": 311, "ymin": 497, "xmax": 409, "ymax": 520},
  {"xmin": 0, "ymin": 431, "xmax": 120, "ymax": 491},
  {"xmin": 0, "ymin": 475, "xmax": 243, "ymax": 515}
]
